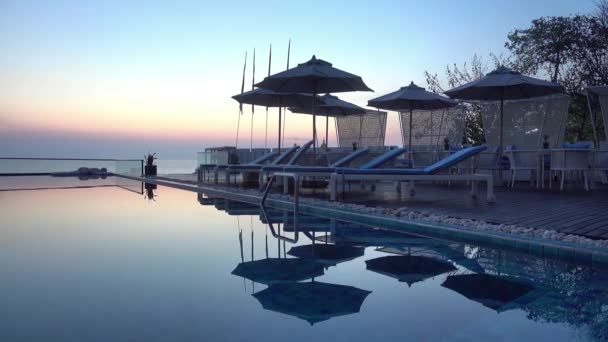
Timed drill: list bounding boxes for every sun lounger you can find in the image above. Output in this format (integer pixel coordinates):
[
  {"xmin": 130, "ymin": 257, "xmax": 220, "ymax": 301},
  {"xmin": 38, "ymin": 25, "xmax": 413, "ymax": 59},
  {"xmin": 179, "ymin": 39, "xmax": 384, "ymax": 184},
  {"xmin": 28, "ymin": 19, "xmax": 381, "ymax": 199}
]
[
  {"xmin": 261, "ymin": 147, "xmax": 408, "ymax": 193},
  {"xmin": 199, "ymin": 150, "xmax": 279, "ymax": 182},
  {"xmin": 329, "ymin": 146, "xmax": 495, "ymax": 203},
  {"xmin": 224, "ymin": 142, "xmax": 312, "ymax": 184}
]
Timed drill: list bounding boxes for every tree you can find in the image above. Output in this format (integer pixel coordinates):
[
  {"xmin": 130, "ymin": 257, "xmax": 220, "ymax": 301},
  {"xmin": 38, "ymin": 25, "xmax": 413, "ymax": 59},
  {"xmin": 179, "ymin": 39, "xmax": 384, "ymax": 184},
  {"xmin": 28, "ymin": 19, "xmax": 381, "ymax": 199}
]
[
  {"xmin": 506, "ymin": 11, "xmax": 608, "ymax": 143},
  {"xmin": 505, "ymin": 16, "xmax": 587, "ymax": 83}
]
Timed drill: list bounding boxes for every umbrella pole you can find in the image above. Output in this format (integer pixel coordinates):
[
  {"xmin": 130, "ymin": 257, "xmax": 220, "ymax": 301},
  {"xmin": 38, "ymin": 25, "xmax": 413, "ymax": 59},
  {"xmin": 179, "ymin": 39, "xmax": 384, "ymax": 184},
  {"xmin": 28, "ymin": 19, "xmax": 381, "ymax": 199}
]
[
  {"xmin": 409, "ymin": 105, "xmax": 413, "ymax": 160},
  {"xmin": 325, "ymin": 115, "xmax": 329, "ymax": 151},
  {"xmin": 499, "ymin": 97, "xmax": 504, "ymax": 185},
  {"xmin": 278, "ymin": 106, "xmax": 282, "ymax": 153},
  {"xmin": 312, "ymin": 88, "xmax": 317, "ymax": 160}
]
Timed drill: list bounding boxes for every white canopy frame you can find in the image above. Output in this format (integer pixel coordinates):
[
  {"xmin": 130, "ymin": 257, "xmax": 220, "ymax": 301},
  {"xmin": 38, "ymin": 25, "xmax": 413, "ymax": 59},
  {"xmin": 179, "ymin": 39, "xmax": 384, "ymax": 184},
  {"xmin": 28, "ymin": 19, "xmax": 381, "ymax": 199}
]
[
  {"xmin": 399, "ymin": 106, "xmax": 467, "ymax": 151},
  {"xmin": 335, "ymin": 110, "xmax": 387, "ymax": 148},
  {"xmin": 479, "ymin": 94, "xmax": 570, "ymax": 150},
  {"xmin": 586, "ymin": 85, "xmax": 608, "ymax": 148}
]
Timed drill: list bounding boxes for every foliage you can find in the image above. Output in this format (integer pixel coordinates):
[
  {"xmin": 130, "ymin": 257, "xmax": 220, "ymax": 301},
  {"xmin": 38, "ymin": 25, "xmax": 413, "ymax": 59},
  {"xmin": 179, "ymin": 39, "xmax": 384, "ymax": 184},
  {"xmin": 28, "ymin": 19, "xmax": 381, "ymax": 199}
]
[
  {"xmin": 425, "ymin": 2, "xmax": 608, "ymax": 145},
  {"xmin": 145, "ymin": 153, "xmax": 156, "ymax": 167}
]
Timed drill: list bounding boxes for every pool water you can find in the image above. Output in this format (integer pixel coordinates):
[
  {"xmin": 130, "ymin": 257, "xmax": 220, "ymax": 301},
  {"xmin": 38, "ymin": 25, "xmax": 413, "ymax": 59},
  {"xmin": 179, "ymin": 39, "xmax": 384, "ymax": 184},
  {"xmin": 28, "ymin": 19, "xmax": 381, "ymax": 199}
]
[{"xmin": 1, "ymin": 176, "xmax": 607, "ymax": 341}]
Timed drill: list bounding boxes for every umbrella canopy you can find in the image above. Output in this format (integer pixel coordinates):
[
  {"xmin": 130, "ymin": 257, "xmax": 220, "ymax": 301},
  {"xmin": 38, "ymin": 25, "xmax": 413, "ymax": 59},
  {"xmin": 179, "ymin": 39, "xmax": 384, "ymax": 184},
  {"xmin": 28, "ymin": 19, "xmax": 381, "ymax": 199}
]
[
  {"xmin": 288, "ymin": 244, "xmax": 364, "ymax": 266},
  {"xmin": 232, "ymin": 88, "xmax": 321, "ymax": 152},
  {"xmin": 441, "ymin": 274, "xmax": 536, "ymax": 312},
  {"xmin": 289, "ymin": 94, "xmax": 367, "ymax": 152},
  {"xmin": 255, "ymin": 56, "xmax": 373, "ymax": 94},
  {"xmin": 232, "ymin": 88, "xmax": 318, "ymax": 107},
  {"xmin": 365, "ymin": 255, "xmax": 456, "ymax": 287},
  {"xmin": 368, "ymin": 82, "xmax": 457, "ymax": 152},
  {"xmin": 445, "ymin": 67, "xmax": 564, "ymax": 100},
  {"xmin": 252, "ymin": 281, "xmax": 371, "ymax": 325},
  {"xmin": 368, "ymin": 82, "xmax": 457, "ymax": 110},
  {"xmin": 445, "ymin": 67, "xmax": 564, "ymax": 182},
  {"xmin": 231, "ymin": 258, "xmax": 325, "ymax": 285},
  {"xmin": 289, "ymin": 94, "xmax": 367, "ymax": 116},
  {"xmin": 255, "ymin": 55, "xmax": 372, "ymax": 156}
]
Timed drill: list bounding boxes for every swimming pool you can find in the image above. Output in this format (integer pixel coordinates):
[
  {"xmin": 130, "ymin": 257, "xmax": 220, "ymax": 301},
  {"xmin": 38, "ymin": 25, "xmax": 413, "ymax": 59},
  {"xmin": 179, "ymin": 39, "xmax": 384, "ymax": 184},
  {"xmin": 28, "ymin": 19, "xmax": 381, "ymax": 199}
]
[{"xmin": 1, "ymin": 176, "xmax": 607, "ymax": 341}]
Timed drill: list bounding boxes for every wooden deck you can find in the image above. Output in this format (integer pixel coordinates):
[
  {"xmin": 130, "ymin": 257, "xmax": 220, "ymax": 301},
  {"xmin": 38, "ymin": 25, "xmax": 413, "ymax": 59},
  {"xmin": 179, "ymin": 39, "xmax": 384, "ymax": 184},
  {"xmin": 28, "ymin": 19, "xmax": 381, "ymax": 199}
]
[{"xmin": 338, "ymin": 182, "xmax": 608, "ymax": 240}]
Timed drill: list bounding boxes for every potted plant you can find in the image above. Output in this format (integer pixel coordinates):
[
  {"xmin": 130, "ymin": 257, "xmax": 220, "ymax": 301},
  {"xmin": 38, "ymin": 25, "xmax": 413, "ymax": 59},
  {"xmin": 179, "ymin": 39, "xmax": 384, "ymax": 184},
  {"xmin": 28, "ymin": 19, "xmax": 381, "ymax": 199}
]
[{"xmin": 144, "ymin": 153, "xmax": 157, "ymax": 176}]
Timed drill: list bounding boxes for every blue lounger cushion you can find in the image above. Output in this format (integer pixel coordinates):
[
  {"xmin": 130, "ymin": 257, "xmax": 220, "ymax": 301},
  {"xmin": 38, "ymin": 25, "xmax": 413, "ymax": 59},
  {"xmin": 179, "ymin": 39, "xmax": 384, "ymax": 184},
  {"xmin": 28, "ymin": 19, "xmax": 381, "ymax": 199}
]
[
  {"xmin": 337, "ymin": 146, "xmax": 487, "ymax": 175},
  {"xmin": 270, "ymin": 145, "xmax": 300, "ymax": 165},
  {"xmin": 423, "ymin": 145, "xmax": 486, "ymax": 174},
  {"xmin": 286, "ymin": 140, "xmax": 314, "ymax": 165},
  {"xmin": 264, "ymin": 149, "xmax": 370, "ymax": 173},
  {"xmin": 251, "ymin": 151, "xmax": 279, "ymax": 164},
  {"xmin": 281, "ymin": 166, "xmax": 338, "ymax": 173},
  {"xmin": 332, "ymin": 148, "xmax": 369, "ymax": 167},
  {"xmin": 359, "ymin": 147, "xmax": 408, "ymax": 169},
  {"xmin": 562, "ymin": 142, "xmax": 591, "ymax": 149}
]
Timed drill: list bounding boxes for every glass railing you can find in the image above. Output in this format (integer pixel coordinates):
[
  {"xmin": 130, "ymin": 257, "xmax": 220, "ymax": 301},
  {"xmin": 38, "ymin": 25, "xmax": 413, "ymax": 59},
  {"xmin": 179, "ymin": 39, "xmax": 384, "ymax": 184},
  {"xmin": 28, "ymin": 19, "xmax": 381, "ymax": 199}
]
[{"xmin": 0, "ymin": 158, "xmax": 143, "ymax": 177}]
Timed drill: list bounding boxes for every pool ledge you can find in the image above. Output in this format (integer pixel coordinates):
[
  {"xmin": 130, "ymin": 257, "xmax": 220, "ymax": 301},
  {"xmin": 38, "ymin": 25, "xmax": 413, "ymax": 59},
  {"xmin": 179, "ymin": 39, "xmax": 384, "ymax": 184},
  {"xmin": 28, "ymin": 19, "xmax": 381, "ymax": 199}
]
[{"xmin": 120, "ymin": 175, "xmax": 608, "ymax": 268}]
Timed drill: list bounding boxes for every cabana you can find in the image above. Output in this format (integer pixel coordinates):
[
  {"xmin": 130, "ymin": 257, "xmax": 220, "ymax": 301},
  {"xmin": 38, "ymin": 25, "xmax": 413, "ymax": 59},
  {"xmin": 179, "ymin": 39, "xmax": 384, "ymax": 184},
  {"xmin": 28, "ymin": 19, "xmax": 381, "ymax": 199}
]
[
  {"xmin": 480, "ymin": 94, "xmax": 570, "ymax": 150},
  {"xmin": 335, "ymin": 109, "xmax": 388, "ymax": 149},
  {"xmin": 586, "ymin": 85, "xmax": 608, "ymax": 148}
]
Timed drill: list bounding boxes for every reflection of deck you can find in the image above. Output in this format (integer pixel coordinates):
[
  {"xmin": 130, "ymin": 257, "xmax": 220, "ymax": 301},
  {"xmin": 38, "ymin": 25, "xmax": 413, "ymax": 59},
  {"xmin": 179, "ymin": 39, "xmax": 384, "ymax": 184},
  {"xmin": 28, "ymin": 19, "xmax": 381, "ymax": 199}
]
[{"xmin": 340, "ymin": 183, "xmax": 608, "ymax": 240}]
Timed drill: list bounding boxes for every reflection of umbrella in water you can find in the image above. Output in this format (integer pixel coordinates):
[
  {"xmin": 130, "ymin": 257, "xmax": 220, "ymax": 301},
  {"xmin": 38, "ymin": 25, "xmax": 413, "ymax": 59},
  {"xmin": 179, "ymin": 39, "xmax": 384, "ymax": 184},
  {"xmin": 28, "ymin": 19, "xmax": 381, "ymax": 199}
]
[
  {"xmin": 253, "ymin": 281, "xmax": 371, "ymax": 325},
  {"xmin": 379, "ymin": 244, "xmax": 486, "ymax": 274},
  {"xmin": 288, "ymin": 244, "xmax": 364, "ymax": 266},
  {"xmin": 441, "ymin": 274, "xmax": 537, "ymax": 312},
  {"xmin": 366, "ymin": 255, "xmax": 456, "ymax": 287},
  {"xmin": 231, "ymin": 258, "xmax": 324, "ymax": 285}
]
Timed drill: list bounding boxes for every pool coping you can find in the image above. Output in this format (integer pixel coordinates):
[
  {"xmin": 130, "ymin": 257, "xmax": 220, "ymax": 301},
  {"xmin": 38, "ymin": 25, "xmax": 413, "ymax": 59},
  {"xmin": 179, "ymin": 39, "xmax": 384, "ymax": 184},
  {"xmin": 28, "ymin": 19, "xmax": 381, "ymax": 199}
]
[{"xmin": 119, "ymin": 174, "xmax": 608, "ymax": 268}]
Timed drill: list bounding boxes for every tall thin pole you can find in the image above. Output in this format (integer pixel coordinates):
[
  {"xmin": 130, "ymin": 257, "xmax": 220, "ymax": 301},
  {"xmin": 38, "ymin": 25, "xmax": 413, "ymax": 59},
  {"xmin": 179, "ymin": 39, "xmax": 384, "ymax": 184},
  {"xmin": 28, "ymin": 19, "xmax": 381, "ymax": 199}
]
[
  {"xmin": 282, "ymin": 39, "xmax": 290, "ymax": 147},
  {"xmin": 250, "ymin": 48, "xmax": 255, "ymax": 152},
  {"xmin": 265, "ymin": 44, "xmax": 271, "ymax": 149},
  {"xmin": 312, "ymin": 87, "xmax": 317, "ymax": 160},
  {"xmin": 278, "ymin": 106, "xmax": 282, "ymax": 153},
  {"xmin": 499, "ymin": 96, "xmax": 504, "ymax": 184},
  {"xmin": 236, "ymin": 51, "xmax": 247, "ymax": 148},
  {"xmin": 409, "ymin": 104, "xmax": 413, "ymax": 160}
]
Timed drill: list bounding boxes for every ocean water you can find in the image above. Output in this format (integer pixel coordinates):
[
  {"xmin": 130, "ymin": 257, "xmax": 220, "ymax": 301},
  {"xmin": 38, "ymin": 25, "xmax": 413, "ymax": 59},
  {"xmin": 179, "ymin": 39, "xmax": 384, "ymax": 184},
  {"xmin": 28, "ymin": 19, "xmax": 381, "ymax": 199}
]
[
  {"xmin": 0, "ymin": 176, "xmax": 607, "ymax": 341},
  {"xmin": 156, "ymin": 159, "xmax": 197, "ymax": 174}
]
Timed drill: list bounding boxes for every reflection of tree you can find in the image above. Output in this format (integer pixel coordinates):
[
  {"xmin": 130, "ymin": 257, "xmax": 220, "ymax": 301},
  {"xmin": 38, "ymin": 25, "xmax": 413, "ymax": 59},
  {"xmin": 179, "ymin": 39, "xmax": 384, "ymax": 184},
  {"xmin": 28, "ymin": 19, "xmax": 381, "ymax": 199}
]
[{"xmin": 475, "ymin": 247, "xmax": 608, "ymax": 340}]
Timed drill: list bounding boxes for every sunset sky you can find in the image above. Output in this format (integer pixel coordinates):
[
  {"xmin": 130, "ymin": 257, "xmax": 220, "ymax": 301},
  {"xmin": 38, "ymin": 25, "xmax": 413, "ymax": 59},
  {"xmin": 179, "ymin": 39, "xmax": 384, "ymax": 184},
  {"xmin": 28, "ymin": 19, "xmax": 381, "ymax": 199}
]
[{"xmin": 0, "ymin": 0, "xmax": 595, "ymax": 158}]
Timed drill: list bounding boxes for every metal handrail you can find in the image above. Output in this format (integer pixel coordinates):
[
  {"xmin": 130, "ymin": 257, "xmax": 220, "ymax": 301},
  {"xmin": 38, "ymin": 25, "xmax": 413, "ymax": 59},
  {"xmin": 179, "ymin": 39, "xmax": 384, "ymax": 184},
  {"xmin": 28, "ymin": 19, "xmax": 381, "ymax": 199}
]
[
  {"xmin": 260, "ymin": 172, "xmax": 300, "ymax": 214},
  {"xmin": 259, "ymin": 205, "xmax": 299, "ymax": 243}
]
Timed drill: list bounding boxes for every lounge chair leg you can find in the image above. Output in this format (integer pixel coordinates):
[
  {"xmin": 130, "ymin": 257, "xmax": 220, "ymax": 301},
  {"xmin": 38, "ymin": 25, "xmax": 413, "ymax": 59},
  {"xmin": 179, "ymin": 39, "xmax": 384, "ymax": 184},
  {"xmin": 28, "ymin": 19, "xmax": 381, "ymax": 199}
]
[
  {"xmin": 560, "ymin": 171, "xmax": 565, "ymax": 191},
  {"xmin": 486, "ymin": 176, "xmax": 496, "ymax": 203},
  {"xmin": 409, "ymin": 180, "xmax": 416, "ymax": 196},
  {"xmin": 470, "ymin": 180, "xmax": 478, "ymax": 199},
  {"xmin": 330, "ymin": 174, "xmax": 337, "ymax": 201}
]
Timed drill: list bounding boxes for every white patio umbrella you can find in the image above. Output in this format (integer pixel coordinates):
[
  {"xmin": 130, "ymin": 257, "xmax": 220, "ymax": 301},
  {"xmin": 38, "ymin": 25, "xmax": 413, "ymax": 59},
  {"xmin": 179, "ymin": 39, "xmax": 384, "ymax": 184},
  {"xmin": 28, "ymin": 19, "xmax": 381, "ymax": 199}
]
[
  {"xmin": 255, "ymin": 55, "xmax": 373, "ymax": 157},
  {"xmin": 368, "ymin": 82, "xmax": 457, "ymax": 153},
  {"xmin": 445, "ymin": 66, "xmax": 564, "ymax": 181}
]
